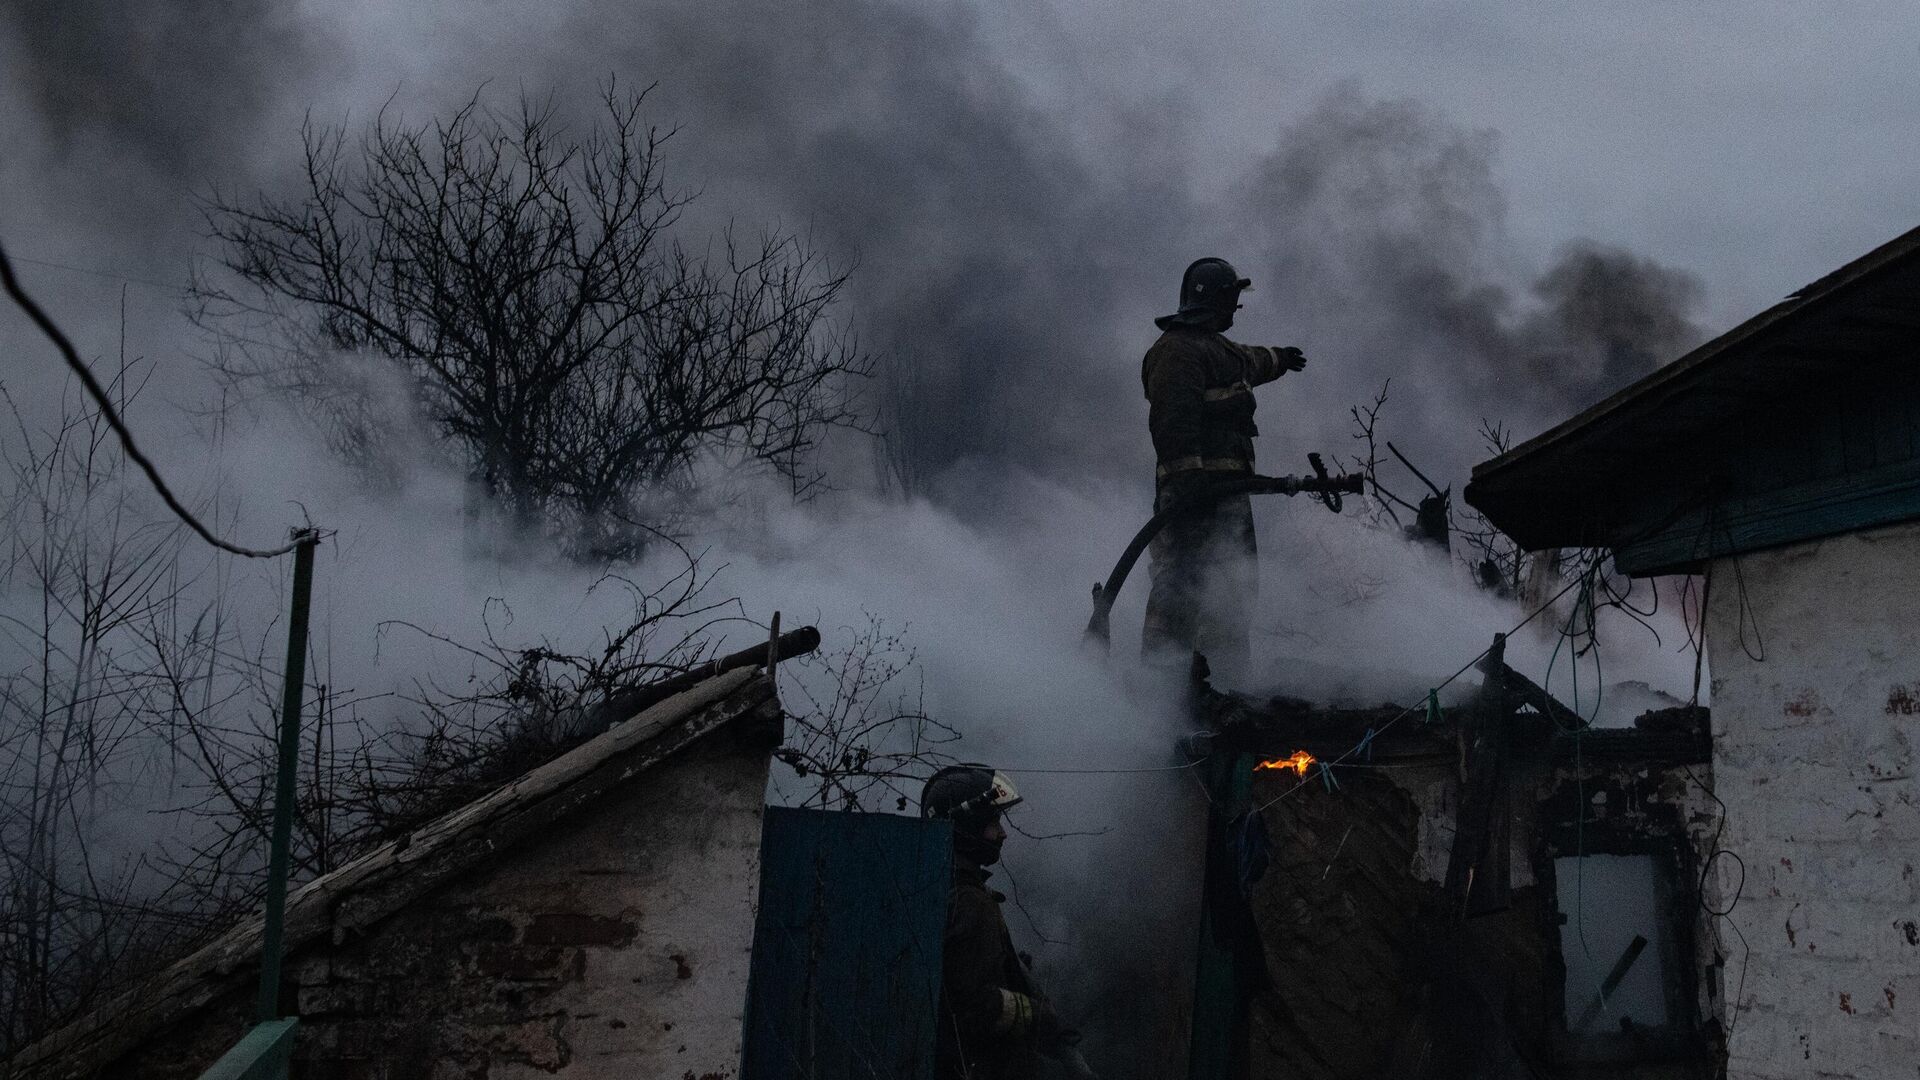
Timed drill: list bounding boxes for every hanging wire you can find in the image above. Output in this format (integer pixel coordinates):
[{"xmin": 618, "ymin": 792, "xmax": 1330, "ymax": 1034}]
[
  {"xmin": 1251, "ymin": 569, "xmax": 1590, "ymax": 815},
  {"xmin": 0, "ymin": 240, "xmax": 307, "ymax": 558},
  {"xmin": 1000, "ymin": 760, "xmax": 1207, "ymax": 776},
  {"xmin": 1541, "ymin": 562, "xmax": 1606, "ymax": 964},
  {"xmin": 1682, "ymin": 757, "xmax": 1749, "ymax": 1040},
  {"xmin": 4, "ymin": 251, "xmax": 187, "ymax": 293}
]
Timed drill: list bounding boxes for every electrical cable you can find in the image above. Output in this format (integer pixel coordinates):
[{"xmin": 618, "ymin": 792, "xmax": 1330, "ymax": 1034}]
[
  {"xmin": 4, "ymin": 252, "xmax": 187, "ymax": 293},
  {"xmin": 1540, "ymin": 563, "xmax": 1603, "ymax": 963},
  {"xmin": 1000, "ymin": 761, "xmax": 1206, "ymax": 776},
  {"xmin": 0, "ymin": 240, "xmax": 307, "ymax": 559},
  {"xmin": 1682, "ymin": 757, "xmax": 1749, "ymax": 1044}
]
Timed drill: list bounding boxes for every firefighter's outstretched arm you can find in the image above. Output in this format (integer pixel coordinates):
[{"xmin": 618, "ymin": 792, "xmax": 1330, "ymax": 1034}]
[{"xmin": 1233, "ymin": 342, "xmax": 1307, "ymax": 387}]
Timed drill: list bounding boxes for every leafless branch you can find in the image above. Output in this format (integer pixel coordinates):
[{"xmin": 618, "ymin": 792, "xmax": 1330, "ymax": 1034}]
[{"xmin": 191, "ymin": 82, "xmax": 874, "ymax": 560}]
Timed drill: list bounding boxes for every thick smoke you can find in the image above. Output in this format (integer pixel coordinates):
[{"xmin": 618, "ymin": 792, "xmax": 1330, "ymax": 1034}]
[
  {"xmin": 589, "ymin": 0, "xmax": 1198, "ymax": 497},
  {"xmin": 2, "ymin": 3, "xmax": 1705, "ymax": 497},
  {"xmin": 1239, "ymin": 87, "xmax": 1706, "ymax": 485},
  {"xmin": 576, "ymin": 23, "xmax": 1709, "ymax": 496},
  {"xmin": 0, "ymin": 0, "xmax": 321, "ymax": 243},
  {"xmin": 0, "ymin": 2, "xmax": 1708, "ymax": 1073},
  {"xmin": 1524, "ymin": 239, "xmax": 1706, "ymax": 403}
]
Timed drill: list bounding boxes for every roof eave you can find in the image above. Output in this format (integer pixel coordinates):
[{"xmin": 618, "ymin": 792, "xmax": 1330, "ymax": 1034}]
[{"xmin": 1466, "ymin": 224, "xmax": 1920, "ymax": 549}]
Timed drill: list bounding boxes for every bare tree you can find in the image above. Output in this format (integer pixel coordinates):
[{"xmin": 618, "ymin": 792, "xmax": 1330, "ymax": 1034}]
[
  {"xmin": 1337, "ymin": 387, "xmax": 1581, "ymax": 601},
  {"xmin": 0, "ymin": 356, "xmax": 790, "ymax": 1053},
  {"xmin": 0, "ymin": 275, "xmax": 925, "ymax": 1061},
  {"xmin": 0, "ymin": 358, "xmax": 240, "ymax": 1051},
  {"xmin": 191, "ymin": 82, "xmax": 873, "ymax": 560},
  {"xmin": 1452, "ymin": 419, "xmax": 1534, "ymax": 596},
  {"xmin": 772, "ymin": 615, "xmax": 959, "ymax": 812},
  {"xmin": 1339, "ymin": 380, "xmax": 1451, "ymax": 551},
  {"xmin": 1340, "ymin": 380, "xmax": 1408, "ymax": 530}
]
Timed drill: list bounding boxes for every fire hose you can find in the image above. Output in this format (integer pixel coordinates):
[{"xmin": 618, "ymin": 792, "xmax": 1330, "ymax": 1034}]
[{"xmin": 1084, "ymin": 454, "xmax": 1365, "ymax": 647}]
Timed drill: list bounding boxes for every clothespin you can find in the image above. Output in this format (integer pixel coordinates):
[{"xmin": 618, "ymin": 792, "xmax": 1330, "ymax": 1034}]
[
  {"xmin": 1318, "ymin": 761, "xmax": 1341, "ymax": 792},
  {"xmin": 1426, "ymin": 689, "xmax": 1441, "ymax": 726},
  {"xmin": 1357, "ymin": 727, "xmax": 1376, "ymax": 763}
]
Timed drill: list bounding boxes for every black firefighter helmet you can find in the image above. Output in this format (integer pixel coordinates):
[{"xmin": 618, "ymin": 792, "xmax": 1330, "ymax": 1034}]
[
  {"xmin": 921, "ymin": 764, "xmax": 1022, "ymax": 826},
  {"xmin": 922, "ymin": 763, "xmax": 1022, "ymax": 865},
  {"xmin": 1157, "ymin": 257, "xmax": 1253, "ymax": 330}
]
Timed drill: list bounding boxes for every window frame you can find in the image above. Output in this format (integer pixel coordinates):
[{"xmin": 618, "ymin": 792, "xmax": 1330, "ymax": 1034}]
[{"xmin": 1536, "ymin": 788, "xmax": 1708, "ymax": 1067}]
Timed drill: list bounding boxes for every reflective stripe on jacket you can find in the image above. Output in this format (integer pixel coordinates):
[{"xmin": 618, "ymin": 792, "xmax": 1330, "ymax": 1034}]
[
  {"xmin": 937, "ymin": 862, "xmax": 1038, "ymax": 1080},
  {"xmin": 1142, "ymin": 328, "xmax": 1296, "ymax": 479}
]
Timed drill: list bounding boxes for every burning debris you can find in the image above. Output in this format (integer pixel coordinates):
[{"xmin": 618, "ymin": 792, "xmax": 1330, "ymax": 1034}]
[{"xmin": 1254, "ymin": 750, "xmax": 1316, "ymax": 776}]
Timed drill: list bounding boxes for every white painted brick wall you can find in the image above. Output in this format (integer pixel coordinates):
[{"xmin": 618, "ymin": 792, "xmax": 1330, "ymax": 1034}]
[{"xmin": 1705, "ymin": 519, "xmax": 1920, "ymax": 1080}]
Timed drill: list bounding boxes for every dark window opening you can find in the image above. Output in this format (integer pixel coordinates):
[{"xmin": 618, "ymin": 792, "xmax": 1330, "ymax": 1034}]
[
  {"xmin": 1547, "ymin": 843, "xmax": 1701, "ymax": 1067},
  {"xmin": 1556, "ymin": 853, "xmax": 1673, "ymax": 1033}
]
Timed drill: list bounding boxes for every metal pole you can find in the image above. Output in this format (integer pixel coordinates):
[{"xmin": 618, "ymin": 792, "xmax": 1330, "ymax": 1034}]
[{"xmin": 255, "ymin": 530, "xmax": 319, "ymax": 1022}]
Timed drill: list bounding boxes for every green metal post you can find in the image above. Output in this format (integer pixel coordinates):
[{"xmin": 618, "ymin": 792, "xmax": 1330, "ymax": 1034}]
[
  {"xmin": 255, "ymin": 531, "xmax": 318, "ymax": 1022},
  {"xmin": 198, "ymin": 1019, "xmax": 300, "ymax": 1080}
]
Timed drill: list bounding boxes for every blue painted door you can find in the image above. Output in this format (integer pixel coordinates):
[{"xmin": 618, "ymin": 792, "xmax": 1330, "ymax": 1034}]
[{"xmin": 742, "ymin": 806, "xmax": 952, "ymax": 1080}]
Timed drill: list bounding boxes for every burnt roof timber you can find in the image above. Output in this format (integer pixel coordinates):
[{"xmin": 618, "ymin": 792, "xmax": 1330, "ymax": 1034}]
[{"xmin": 1197, "ymin": 694, "xmax": 1708, "ymax": 768}]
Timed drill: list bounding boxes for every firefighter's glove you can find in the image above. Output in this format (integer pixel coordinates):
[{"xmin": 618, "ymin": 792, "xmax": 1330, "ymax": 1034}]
[
  {"xmin": 995, "ymin": 989, "xmax": 1039, "ymax": 1035},
  {"xmin": 994, "ymin": 990, "xmax": 1077, "ymax": 1047}
]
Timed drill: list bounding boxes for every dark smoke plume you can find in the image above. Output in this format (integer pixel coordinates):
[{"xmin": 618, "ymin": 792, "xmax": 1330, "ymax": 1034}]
[
  {"xmin": 592, "ymin": 0, "xmax": 1202, "ymax": 496},
  {"xmin": 1239, "ymin": 85, "xmax": 1704, "ymax": 484},
  {"xmin": 2, "ymin": 0, "xmax": 322, "ymax": 244},
  {"xmin": 589, "ymin": 23, "xmax": 1707, "ymax": 497},
  {"xmin": 3, "ymin": 3, "xmax": 1702, "ymax": 501},
  {"xmin": 1523, "ymin": 239, "xmax": 1706, "ymax": 404}
]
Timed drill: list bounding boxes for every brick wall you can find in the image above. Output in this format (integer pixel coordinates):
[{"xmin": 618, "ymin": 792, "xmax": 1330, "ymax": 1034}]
[{"xmin": 1705, "ymin": 518, "xmax": 1920, "ymax": 1078}]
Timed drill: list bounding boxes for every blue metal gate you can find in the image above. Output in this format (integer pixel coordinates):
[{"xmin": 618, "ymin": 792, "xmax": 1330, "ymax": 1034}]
[{"xmin": 742, "ymin": 806, "xmax": 952, "ymax": 1080}]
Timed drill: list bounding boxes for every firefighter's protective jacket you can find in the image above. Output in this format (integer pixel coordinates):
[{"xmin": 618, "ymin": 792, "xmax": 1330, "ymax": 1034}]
[
  {"xmin": 1140, "ymin": 326, "xmax": 1298, "ymax": 678},
  {"xmin": 1141, "ymin": 327, "xmax": 1299, "ymax": 481},
  {"xmin": 937, "ymin": 861, "xmax": 1043, "ymax": 1080}
]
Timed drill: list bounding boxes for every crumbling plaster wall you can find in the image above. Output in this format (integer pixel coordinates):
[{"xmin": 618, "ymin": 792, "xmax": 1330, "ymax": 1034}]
[
  {"xmin": 129, "ymin": 730, "xmax": 770, "ymax": 1080},
  {"xmin": 1705, "ymin": 519, "xmax": 1920, "ymax": 1079}
]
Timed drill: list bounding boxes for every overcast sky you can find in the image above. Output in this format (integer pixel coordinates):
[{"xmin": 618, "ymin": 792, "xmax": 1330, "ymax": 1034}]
[
  {"xmin": 997, "ymin": 0, "xmax": 1918, "ymax": 322},
  {"xmin": 2, "ymin": 0, "xmax": 1916, "ymax": 492}
]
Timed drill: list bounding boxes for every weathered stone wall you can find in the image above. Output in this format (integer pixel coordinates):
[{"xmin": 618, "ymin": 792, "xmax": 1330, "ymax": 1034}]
[
  {"xmin": 1705, "ymin": 519, "xmax": 1920, "ymax": 1079},
  {"xmin": 126, "ymin": 725, "xmax": 771, "ymax": 1080}
]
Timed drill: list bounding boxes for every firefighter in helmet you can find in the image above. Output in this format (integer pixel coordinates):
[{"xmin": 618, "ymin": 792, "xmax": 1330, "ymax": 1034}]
[
  {"xmin": 1141, "ymin": 257, "xmax": 1307, "ymax": 681},
  {"xmin": 924, "ymin": 764, "xmax": 1079, "ymax": 1079}
]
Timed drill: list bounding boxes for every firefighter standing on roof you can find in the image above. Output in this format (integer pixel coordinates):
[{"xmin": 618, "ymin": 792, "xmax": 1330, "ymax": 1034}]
[
  {"xmin": 1141, "ymin": 258, "xmax": 1307, "ymax": 680},
  {"xmin": 923, "ymin": 765, "xmax": 1085, "ymax": 1080}
]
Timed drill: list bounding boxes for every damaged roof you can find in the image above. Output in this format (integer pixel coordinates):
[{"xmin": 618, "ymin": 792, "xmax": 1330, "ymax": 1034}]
[
  {"xmin": 6, "ymin": 649, "xmax": 804, "ymax": 1080},
  {"xmin": 1466, "ymin": 224, "xmax": 1920, "ymax": 565}
]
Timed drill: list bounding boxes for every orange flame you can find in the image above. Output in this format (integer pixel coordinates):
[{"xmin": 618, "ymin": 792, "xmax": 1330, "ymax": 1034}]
[{"xmin": 1254, "ymin": 750, "xmax": 1316, "ymax": 776}]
